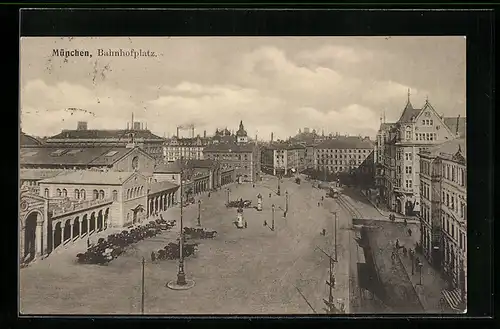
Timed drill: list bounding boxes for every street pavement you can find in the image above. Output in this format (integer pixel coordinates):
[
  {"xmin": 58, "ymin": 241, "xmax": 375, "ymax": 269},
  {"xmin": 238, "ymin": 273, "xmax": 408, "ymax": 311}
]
[
  {"xmin": 20, "ymin": 176, "xmax": 348, "ymax": 315},
  {"xmin": 338, "ymin": 187, "xmax": 449, "ymax": 313}
]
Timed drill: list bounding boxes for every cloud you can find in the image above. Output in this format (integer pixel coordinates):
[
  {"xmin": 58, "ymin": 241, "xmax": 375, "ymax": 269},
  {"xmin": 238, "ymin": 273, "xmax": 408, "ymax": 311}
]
[
  {"xmin": 20, "ymin": 38, "xmax": 465, "ymax": 140},
  {"xmin": 20, "ymin": 79, "xmax": 138, "ymax": 136},
  {"xmin": 296, "ymin": 45, "xmax": 375, "ymax": 64}
]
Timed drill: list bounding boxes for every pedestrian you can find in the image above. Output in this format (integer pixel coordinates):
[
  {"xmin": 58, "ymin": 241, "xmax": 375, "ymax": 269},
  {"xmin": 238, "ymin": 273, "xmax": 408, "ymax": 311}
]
[
  {"xmin": 244, "ymin": 221, "xmax": 248, "ymax": 229},
  {"xmin": 391, "ymin": 250, "xmax": 396, "ymax": 262},
  {"xmin": 318, "ymin": 202, "xmax": 320, "ymax": 207},
  {"xmin": 404, "ymin": 218, "xmax": 408, "ymax": 226},
  {"xmin": 87, "ymin": 237, "xmax": 91, "ymax": 248},
  {"xmin": 151, "ymin": 251, "xmax": 156, "ymax": 262},
  {"xmin": 269, "ymin": 193, "xmax": 272, "ymax": 198},
  {"xmin": 408, "ymin": 228, "xmax": 412, "ymax": 236},
  {"xmin": 409, "ymin": 248, "xmax": 414, "ymax": 262},
  {"xmin": 321, "ymin": 228, "xmax": 326, "ymax": 236},
  {"xmin": 403, "ymin": 246, "xmax": 407, "ymax": 257},
  {"xmin": 263, "ymin": 220, "xmax": 268, "ymax": 227},
  {"xmin": 321, "ymin": 196, "xmax": 324, "ymax": 201},
  {"xmin": 208, "ymin": 192, "xmax": 211, "ymax": 198},
  {"xmin": 396, "ymin": 239, "xmax": 400, "ymax": 249},
  {"xmin": 253, "ymin": 184, "xmax": 255, "ymax": 188}
]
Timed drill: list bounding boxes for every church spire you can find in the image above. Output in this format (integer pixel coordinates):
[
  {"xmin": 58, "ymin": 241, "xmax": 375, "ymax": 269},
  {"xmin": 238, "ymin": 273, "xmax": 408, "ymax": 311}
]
[{"xmin": 407, "ymin": 88, "xmax": 411, "ymax": 104}]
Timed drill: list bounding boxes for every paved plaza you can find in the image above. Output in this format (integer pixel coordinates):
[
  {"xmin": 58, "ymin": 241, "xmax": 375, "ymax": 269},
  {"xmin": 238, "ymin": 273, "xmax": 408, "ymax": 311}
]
[{"xmin": 20, "ymin": 176, "xmax": 346, "ymax": 315}]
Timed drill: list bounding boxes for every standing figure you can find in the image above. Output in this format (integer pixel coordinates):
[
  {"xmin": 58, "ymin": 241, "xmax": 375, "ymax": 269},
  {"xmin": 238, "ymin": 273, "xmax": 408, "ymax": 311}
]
[
  {"xmin": 404, "ymin": 218, "xmax": 408, "ymax": 226},
  {"xmin": 151, "ymin": 251, "xmax": 156, "ymax": 262},
  {"xmin": 396, "ymin": 239, "xmax": 400, "ymax": 249},
  {"xmin": 269, "ymin": 193, "xmax": 272, "ymax": 198},
  {"xmin": 408, "ymin": 228, "xmax": 412, "ymax": 236}
]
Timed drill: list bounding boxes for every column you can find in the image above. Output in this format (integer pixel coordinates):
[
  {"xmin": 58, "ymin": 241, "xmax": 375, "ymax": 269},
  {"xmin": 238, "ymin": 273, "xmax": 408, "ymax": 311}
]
[
  {"xmin": 87, "ymin": 216, "xmax": 90, "ymax": 235},
  {"xmin": 79, "ymin": 220, "xmax": 83, "ymax": 238},
  {"xmin": 61, "ymin": 224, "xmax": 66, "ymax": 243},
  {"xmin": 35, "ymin": 219, "xmax": 43, "ymax": 257},
  {"xmin": 52, "ymin": 226, "xmax": 57, "ymax": 250},
  {"xmin": 70, "ymin": 222, "xmax": 74, "ymax": 240}
]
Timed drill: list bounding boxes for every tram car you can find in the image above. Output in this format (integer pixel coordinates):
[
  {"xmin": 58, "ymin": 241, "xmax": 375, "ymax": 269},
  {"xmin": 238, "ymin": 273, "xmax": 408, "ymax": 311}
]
[{"xmin": 327, "ymin": 187, "xmax": 340, "ymax": 199}]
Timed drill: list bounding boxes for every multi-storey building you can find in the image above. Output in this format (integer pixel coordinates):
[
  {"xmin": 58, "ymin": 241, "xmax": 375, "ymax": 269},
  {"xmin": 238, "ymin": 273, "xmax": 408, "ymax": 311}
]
[
  {"xmin": 382, "ymin": 95, "xmax": 463, "ymax": 216},
  {"xmin": 260, "ymin": 143, "xmax": 306, "ymax": 176},
  {"xmin": 203, "ymin": 121, "xmax": 260, "ymax": 182},
  {"xmin": 313, "ymin": 136, "xmax": 374, "ymax": 174},
  {"xmin": 419, "ymin": 138, "xmax": 466, "ymax": 310},
  {"xmin": 21, "ymin": 170, "xmax": 179, "ymax": 262},
  {"xmin": 44, "ymin": 116, "xmax": 165, "ymax": 163},
  {"xmin": 375, "ymin": 121, "xmax": 396, "ymax": 193},
  {"xmin": 164, "ymin": 135, "xmax": 210, "ymax": 163}
]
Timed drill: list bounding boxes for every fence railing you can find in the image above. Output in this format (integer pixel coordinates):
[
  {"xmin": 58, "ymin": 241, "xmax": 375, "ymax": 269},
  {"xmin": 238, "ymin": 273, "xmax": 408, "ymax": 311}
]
[{"xmin": 51, "ymin": 198, "xmax": 113, "ymax": 217}]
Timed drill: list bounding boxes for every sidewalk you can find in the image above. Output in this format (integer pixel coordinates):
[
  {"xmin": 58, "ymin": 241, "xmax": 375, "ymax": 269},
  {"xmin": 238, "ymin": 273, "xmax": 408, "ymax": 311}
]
[
  {"xmin": 395, "ymin": 230, "xmax": 448, "ymax": 313},
  {"xmin": 360, "ymin": 190, "xmax": 419, "ymax": 223}
]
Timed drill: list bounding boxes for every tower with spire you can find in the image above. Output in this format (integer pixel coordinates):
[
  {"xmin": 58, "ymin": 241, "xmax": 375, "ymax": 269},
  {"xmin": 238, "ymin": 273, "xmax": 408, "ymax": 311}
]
[{"xmin": 236, "ymin": 120, "xmax": 248, "ymax": 144}]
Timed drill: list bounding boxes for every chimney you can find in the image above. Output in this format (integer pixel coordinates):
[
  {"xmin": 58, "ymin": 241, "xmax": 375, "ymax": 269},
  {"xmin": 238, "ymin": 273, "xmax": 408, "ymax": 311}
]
[
  {"xmin": 203, "ymin": 130, "xmax": 207, "ymax": 138},
  {"xmin": 192, "ymin": 126, "xmax": 195, "ymax": 138},
  {"xmin": 177, "ymin": 127, "xmax": 179, "ymax": 138},
  {"xmin": 271, "ymin": 132, "xmax": 274, "ymax": 143},
  {"xmin": 127, "ymin": 123, "xmax": 130, "ymax": 130},
  {"xmin": 77, "ymin": 121, "xmax": 88, "ymax": 130}
]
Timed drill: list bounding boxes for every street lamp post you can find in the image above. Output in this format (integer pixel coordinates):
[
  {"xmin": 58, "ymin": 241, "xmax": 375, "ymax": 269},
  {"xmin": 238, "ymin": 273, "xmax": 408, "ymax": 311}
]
[
  {"xmin": 418, "ymin": 262, "xmax": 423, "ymax": 285},
  {"xmin": 197, "ymin": 200, "xmax": 201, "ymax": 227},
  {"xmin": 277, "ymin": 175, "xmax": 281, "ymax": 196},
  {"xmin": 167, "ymin": 156, "xmax": 195, "ymax": 290},
  {"xmin": 285, "ymin": 190, "xmax": 289, "ymax": 213},
  {"xmin": 272, "ymin": 204, "xmax": 275, "ymax": 231},
  {"xmin": 227, "ymin": 188, "xmax": 230, "ymax": 205}
]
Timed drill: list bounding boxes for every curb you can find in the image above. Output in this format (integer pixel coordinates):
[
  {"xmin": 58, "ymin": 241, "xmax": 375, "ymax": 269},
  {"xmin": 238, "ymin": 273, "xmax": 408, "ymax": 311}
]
[{"xmin": 360, "ymin": 191, "xmax": 420, "ymax": 224}]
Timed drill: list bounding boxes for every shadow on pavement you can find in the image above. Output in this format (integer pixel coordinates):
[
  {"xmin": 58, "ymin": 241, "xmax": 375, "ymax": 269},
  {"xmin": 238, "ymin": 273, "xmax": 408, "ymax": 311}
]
[
  {"xmin": 353, "ymin": 219, "xmax": 425, "ymax": 314},
  {"xmin": 340, "ymin": 187, "xmax": 374, "ymax": 208}
]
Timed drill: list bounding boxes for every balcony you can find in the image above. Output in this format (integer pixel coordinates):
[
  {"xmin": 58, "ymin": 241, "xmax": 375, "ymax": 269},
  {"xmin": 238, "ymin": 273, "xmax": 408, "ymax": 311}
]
[{"xmin": 51, "ymin": 198, "xmax": 114, "ymax": 218}]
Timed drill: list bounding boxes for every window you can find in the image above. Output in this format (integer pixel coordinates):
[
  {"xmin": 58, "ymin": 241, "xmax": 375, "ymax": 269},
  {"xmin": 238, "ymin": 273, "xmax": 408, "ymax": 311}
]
[
  {"xmin": 405, "ymin": 166, "xmax": 412, "ymax": 174},
  {"xmin": 81, "ymin": 189, "xmax": 86, "ymax": 200},
  {"xmin": 132, "ymin": 156, "xmax": 139, "ymax": 171},
  {"xmin": 112, "ymin": 190, "xmax": 118, "ymax": 201},
  {"xmin": 405, "ymin": 152, "xmax": 412, "ymax": 161},
  {"xmin": 62, "ymin": 189, "xmax": 67, "ymax": 197},
  {"xmin": 75, "ymin": 189, "xmax": 80, "ymax": 199},
  {"xmin": 446, "ymin": 193, "xmax": 450, "ymax": 207},
  {"xmin": 430, "ymin": 119, "xmax": 433, "ymax": 125},
  {"xmin": 461, "ymin": 169, "xmax": 465, "ymax": 186},
  {"xmin": 44, "ymin": 188, "xmax": 49, "ymax": 198},
  {"xmin": 405, "ymin": 179, "xmax": 412, "ymax": 188},
  {"xmin": 93, "ymin": 189, "xmax": 99, "ymax": 200},
  {"xmin": 57, "ymin": 188, "xmax": 62, "ymax": 197},
  {"xmin": 99, "ymin": 190, "xmax": 105, "ymax": 199}
]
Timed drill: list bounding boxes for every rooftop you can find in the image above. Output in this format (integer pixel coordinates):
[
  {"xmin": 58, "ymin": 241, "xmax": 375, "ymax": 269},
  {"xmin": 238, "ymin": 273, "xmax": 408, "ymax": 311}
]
[
  {"xmin": 20, "ymin": 169, "xmax": 66, "ymax": 181},
  {"xmin": 20, "ymin": 146, "xmax": 148, "ymax": 167},
  {"xmin": 20, "ymin": 132, "xmax": 43, "ymax": 146},
  {"xmin": 204, "ymin": 142, "xmax": 256, "ymax": 153},
  {"xmin": 154, "ymin": 162, "xmax": 182, "ymax": 173},
  {"xmin": 148, "ymin": 180, "xmax": 179, "ymax": 194},
  {"xmin": 423, "ymin": 138, "xmax": 466, "ymax": 160},
  {"xmin": 47, "ymin": 129, "xmax": 164, "ymax": 141},
  {"xmin": 316, "ymin": 137, "xmax": 374, "ymax": 150},
  {"xmin": 38, "ymin": 171, "xmax": 136, "ymax": 185},
  {"xmin": 398, "ymin": 101, "xmax": 422, "ymax": 123}
]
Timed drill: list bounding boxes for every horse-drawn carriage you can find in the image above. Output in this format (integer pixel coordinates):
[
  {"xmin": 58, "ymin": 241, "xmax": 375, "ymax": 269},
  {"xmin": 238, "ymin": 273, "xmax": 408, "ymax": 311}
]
[
  {"xmin": 77, "ymin": 221, "xmax": 164, "ymax": 265},
  {"xmin": 155, "ymin": 241, "xmax": 199, "ymax": 260},
  {"xmin": 183, "ymin": 227, "xmax": 218, "ymax": 239},
  {"xmin": 227, "ymin": 199, "xmax": 252, "ymax": 208}
]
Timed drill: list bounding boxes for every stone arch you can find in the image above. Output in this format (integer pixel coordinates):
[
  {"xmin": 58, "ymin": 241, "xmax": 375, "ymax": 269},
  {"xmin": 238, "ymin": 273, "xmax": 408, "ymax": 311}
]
[
  {"xmin": 104, "ymin": 208, "xmax": 109, "ymax": 229},
  {"xmin": 63, "ymin": 218, "xmax": 72, "ymax": 242},
  {"xmin": 81, "ymin": 214, "xmax": 88, "ymax": 236},
  {"xmin": 90, "ymin": 212, "xmax": 96, "ymax": 233},
  {"xmin": 53, "ymin": 222, "xmax": 62, "ymax": 249},
  {"xmin": 22, "ymin": 211, "xmax": 39, "ymax": 261},
  {"xmin": 73, "ymin": 216, "xmax": 80, "ymax": 239},
  {"xmin": 97, "ymin": 210, "xmax": 103, "ymax": 231}
]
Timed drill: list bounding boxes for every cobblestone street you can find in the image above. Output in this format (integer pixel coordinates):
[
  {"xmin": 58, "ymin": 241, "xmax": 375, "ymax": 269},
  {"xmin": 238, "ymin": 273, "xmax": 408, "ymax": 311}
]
[{"xmin": 20, "ymin": 176, "xmax": 346, "ymax": 315}]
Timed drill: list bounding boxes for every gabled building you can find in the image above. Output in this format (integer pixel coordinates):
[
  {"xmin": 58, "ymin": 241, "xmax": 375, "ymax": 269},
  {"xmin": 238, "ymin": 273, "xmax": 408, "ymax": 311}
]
[
  {"xmin": 382, "ymin": 92, "xmax": 462, "ymax": 216},
  {"xmin": 20, "ymin": 146, "xmax": 155, "ymax": 173}
]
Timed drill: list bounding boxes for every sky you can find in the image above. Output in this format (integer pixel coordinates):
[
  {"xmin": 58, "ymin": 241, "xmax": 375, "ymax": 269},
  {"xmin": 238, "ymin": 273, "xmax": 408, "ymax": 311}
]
[{"xmin": 20, "ymin": 37, "xmax": 466, "ymax": 140}]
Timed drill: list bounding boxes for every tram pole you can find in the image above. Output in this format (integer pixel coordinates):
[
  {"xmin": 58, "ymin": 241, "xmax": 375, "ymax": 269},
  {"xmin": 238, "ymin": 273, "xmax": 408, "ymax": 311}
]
[{"xmin": 141, "ymin": 257, "xmax": 145, "ymax": 314}]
